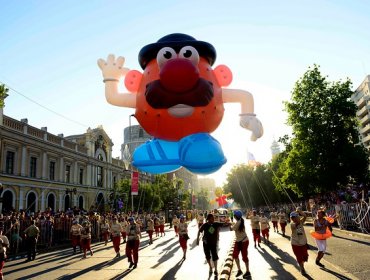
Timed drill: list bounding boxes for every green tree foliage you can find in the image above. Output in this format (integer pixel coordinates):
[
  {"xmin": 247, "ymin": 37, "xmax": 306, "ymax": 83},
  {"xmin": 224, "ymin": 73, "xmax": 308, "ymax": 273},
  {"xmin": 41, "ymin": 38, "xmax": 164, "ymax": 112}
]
[
  {"xmin": 223, "ymin": 164, "xmax": 288, "ymax": 209},
  {"xmin": 0, "ymin": 84, "xmax": 9, "ymax": 108},
  {"xmin": 277, "ymin": 65, "xmax": 369, "ymax": 196}
]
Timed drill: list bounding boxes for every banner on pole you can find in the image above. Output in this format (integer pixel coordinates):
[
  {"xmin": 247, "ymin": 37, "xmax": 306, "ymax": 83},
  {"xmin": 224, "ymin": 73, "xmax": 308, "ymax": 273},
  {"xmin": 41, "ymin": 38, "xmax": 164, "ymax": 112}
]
[{"xmin": 131, "ymin": 171, "xmax": 139, "ymax": 195}]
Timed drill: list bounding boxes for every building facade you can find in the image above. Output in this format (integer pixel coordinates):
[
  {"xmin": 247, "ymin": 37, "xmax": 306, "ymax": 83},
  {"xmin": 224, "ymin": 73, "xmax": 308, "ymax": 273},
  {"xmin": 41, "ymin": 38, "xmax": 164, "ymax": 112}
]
[
  {"xmin": 352, "ymin": 75, "xmax": 370, "ymax": 149},
  {"xmin": 0, "ymin": 113, "xmax": 127, "ymax": 214}
]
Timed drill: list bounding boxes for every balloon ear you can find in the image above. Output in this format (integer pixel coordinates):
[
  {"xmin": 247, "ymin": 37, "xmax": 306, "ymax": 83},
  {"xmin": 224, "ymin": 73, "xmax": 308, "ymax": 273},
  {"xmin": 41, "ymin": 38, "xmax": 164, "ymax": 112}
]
[
  {"xmin": 124, "ymin": 70, "xmax": 143, "ymax": 92},
  {"xmin": 214, "ymin": 65, "xmax": 233, "ymax": 87}
]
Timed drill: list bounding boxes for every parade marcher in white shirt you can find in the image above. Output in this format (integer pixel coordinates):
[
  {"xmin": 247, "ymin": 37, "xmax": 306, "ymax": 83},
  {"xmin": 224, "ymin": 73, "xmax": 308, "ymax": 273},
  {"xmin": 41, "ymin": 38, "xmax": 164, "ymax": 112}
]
[
  {"xmin": 0, "ymin": 225, "xmax": 10, "ymax": 280},
  {"xmin": 70, "ymin": 220, "xmax": 83, "ymax": 254},
  {"xmin": 250, "ymin": 209, "xmax": 261, "ymax": 248},
  {"xmin": 126, "ymin": 217, "xmax": 141, "ymax": 269},
  {"xmin": 146, "ymin": 216, "xmax": 154, "ymax": 244},
  {"xmin": 111, "ymin": 216, "xmax": 123, "ymax": 258},
  {"xmin": 278, "ymin": 209, "xmax": 288, "ymax": 237},
  {"xmin": 290, "ymin": 210, "xmax": 308, "ymax": 275},
  {"xmin": 197, "ymin": 212, "xmax": 205, "ymax": 229},
  {"xmin": 259, "ymin": 211, "xmax": 270, "ymax": 244},
  {"xmin": 230, "ymin": 210, "xmax": 251, "ymax": 279},
  {"xmin": 100, "ymin": 217, "xmax": 110, "ymax": 246},
  {"xmin": 270, "ymin": 209, "xmax": 279, "ymax": 233},
  {"xmin": 159, "ymin": 216, "xmax": 166, "ymax": 237},
  {"xmin": 172, "ymin": 215, "xmax": 180, "ymax": 237},
  {"xmin": 178, "ymin": 215, "xmax": 188, "ymax": 259},
  {"xmin": 120, "ymin": 217, "xmax": 128, "ymax": 244}
]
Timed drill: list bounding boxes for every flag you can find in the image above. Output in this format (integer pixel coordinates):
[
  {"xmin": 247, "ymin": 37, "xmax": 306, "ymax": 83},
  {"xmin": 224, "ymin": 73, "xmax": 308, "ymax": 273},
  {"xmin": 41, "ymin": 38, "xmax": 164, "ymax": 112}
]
[{"xmin": 247, "ymin": 152, "xmax": 258, "ymax": 166}]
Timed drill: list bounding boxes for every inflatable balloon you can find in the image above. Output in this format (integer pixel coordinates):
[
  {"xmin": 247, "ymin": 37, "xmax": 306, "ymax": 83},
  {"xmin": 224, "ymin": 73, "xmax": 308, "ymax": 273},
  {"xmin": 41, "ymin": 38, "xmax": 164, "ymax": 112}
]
[
  {"xmin": 98, "ymin": 33, "xmax": 263, "ymax": 174},
  {"xmin": 210, "ymin": 187, "xmax": 232, "ymax": 207}
]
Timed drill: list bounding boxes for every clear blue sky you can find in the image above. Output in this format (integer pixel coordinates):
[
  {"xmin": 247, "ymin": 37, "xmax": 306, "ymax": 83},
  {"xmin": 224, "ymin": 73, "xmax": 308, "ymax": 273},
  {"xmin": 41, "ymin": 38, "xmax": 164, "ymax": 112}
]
[{"xmin": 1, "ymin": 1, "xmax": 370, "ymax": 185}]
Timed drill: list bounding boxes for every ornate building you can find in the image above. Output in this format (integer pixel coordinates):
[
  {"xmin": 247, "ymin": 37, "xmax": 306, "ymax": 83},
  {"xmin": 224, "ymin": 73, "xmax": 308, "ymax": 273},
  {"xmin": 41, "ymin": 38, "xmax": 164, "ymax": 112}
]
[{"xmin": 0, "ymin": 111, "xmax": 127, "ymax": 214}]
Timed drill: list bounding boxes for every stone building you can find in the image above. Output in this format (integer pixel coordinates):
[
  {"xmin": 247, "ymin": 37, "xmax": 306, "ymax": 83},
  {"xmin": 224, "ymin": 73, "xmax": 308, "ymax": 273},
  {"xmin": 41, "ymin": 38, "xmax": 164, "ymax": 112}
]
[{"xmin": 0, "ymin": 112, "xmax": 127, "ymax": 214}]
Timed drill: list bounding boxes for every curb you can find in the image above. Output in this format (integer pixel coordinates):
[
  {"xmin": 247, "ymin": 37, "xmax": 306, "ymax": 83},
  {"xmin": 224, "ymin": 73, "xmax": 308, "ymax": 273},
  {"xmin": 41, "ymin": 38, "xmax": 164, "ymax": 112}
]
[{"xmin": 219, "ymin": 238, "xmax": 235, "ymax": 280}]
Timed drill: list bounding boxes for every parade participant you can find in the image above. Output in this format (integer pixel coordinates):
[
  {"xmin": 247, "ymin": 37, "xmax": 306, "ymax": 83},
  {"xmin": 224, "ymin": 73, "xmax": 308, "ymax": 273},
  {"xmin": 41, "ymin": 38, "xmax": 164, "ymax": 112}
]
[
  {"xmin": 290, "ymin": 210, "xmax": 308, "ymax": 275},
  {"xmin": 313, "ymin": 210, "xmax": 331, "ymax": 267},
  {"xmin": 126, "ymin": 217, "xmax": 141, "ymax": 269},
  {"xmin": 260, "ymin": 211, "xmax": 270, "ymax": 244},
  {"xmin": 250, "ymin": 209, "xmax": 261, "ymax": 248},
  {"xmin": 146, "ymin": 216, "xmax": 154, "ymax": 244},
  {"xmin": 111, "ymin": 217, "xmax": 123, "ymax": 258},
  {"xmin": 172, "ymin": 215, "xmax": 180, "ymax": 236},
  {"xmin": 24, "ymin": 220, "xmax": 40, "ymax": 261},
  {"xmin": 270, "ymin": 209, "xmax": 279, "ymax": 233},
  {"xmin": 0, "ymin": 225, "xmax": 10, "ymax": 280},
  {"xmin": 154, "ymin": 216, "xmax": 160, "ymax": 237},
  {"xmin": 197, "ymin": 212, "xmax": 205, "ymax": 229},
  {"xmin": 197, "ymin": 213, "xmax": 222, "ymax": 276},
  {"xmin": 70, "ymin": 219, "xmax": 83, "ymax": 254},
  {"xmin": 80, "ymin": 220, "xmax": 93, "ymax": 259},
  {"xmin": 100, "ymin": 217, "xmax": 110, "ymax": 246},
  {"xmin": 178, "ymin": 215, "xmax": 189, "ymax": 259},
  {"xmin": 278, "ymin": 209, "xmax": 288, "ymax": 237},
  {"xmin": 159, "ymin": 216, "xmax": 166, "ymax": 237},
  {"xmin": 120, "ymin": 217, "xmax": 128, "ymax": 244},
  {"xmin": 230, "ymin": 210, "xmax": 250, "ymax": 279}
]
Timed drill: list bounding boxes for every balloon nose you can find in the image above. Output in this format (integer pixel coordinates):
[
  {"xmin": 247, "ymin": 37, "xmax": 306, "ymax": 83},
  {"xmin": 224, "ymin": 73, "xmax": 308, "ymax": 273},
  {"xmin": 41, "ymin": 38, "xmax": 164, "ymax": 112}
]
[{"xmin": 159, "ymin": 59, "xmax": 199, "ymax": 92}]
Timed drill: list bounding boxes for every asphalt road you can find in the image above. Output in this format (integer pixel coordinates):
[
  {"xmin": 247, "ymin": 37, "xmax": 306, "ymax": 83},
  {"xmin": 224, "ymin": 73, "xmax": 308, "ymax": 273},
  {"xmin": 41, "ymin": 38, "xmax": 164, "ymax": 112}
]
[{"xmin": 3, "ymin": 219, "xmax": 369, "ymax": 280}]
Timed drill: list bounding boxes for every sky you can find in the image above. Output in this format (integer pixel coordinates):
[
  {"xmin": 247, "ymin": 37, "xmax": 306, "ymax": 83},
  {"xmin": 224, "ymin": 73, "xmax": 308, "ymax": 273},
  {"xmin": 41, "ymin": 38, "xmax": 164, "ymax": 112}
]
[{"xmin": 1, "ymin": 1, "xmax": 370, "ymax": 186}]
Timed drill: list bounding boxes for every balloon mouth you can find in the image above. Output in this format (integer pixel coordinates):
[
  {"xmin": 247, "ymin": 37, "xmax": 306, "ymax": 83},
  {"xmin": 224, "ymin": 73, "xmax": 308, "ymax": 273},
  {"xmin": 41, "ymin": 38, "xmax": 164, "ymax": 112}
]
[
  {"xmin": 145, "ymin": 78, "xmax": 214, "ymax": 109},
  {"xmin": 168, "ymin": 104, "xmax": 194, "ymax": 118}
]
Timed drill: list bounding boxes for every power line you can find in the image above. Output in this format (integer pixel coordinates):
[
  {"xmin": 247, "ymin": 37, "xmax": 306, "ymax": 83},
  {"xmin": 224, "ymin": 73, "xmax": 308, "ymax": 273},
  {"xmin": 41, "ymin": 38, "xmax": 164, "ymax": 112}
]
[{"xmin": 1, "ymin": 81, "xmax": 89, "ymax": 128}]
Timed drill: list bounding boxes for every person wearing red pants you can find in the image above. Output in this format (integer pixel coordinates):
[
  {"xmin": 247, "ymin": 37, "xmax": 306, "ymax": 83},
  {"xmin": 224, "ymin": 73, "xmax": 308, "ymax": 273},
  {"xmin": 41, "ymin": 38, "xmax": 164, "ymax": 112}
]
[
  {"xmin": 120, "ymin": 217, "xmax": 128, "ymax": 244},
  {"xmin": 146, "ymin": 216, "xmax": 154, "ymax": 244},
  {"xmin": 278, "ymin": 209, "xmax": 288, "ymax": 237},
  {"xmin": 100, "ymin": 217, "xmax": 110, "ymax": 246},
  {"xmin": 0, "ymin": 226, "xmax": 10, "ymax": 280},
  {"xmin": 70, "ymin": 220, "xmax": 83, "ymax": 254},
  {"xmin": 159, "ymin": 216, "xmax": 166, "ymax": 237},
  {"xmin": 110, "ymin": 217, "xmax": 123, "ymax": 258},
  {"xmin": 125, "ymin": 217, "xmax": 141, "ymax": 269},
  {"xmin": 259, "ymin": 211, "xmax": 270, "ymax": 244},
  {"xmin": 178, "ymin": 215, "xmax": 188, "ymax": 259},
  {"xmin": 80, "ymin": 220, "xmax": 93, "ymax": 259},
  {"xmin": 250, "ymin": 209, "xmax": 261, "ymax": 248},
  {"xmin": 172, "ymin": 215, "xmax": 179, "ymax": 236},
  {"xmin": 270, "ymin": 210, "xmax": 279, "ymax": 233},
  {"xmin": 230, "ymin": 210, "xmax": 251, "ymax": 279}
]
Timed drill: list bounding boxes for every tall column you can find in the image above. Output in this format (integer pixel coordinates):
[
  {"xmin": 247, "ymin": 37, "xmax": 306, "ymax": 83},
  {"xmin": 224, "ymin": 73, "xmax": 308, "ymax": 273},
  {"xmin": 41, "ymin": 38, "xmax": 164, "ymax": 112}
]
[
  {"xmin": 59, "ymin": 192, "xmax": 63, "ymax": 212},
  {"xmin": 19, "ymin": 189, "xmax": 24, "ymax": 210},
  {"xmin": 87, "ymin": 165, "xmax": 92, "ymax": 186},
  {"xmin": 41, "ymin": 189, "xmax": 45, "ymax": 211},
  {"xmin": 59, "ymin": 157, "xmax": 64, "ymax": 182},
  {"xmin": 74, "ymin": 161, "xmax": 78, "ymax": 184},
  {"xmin": 21, "ymin": 146, "xmax": 27, "ymax": 176},
  {"xmin": 42, "ymin": 152, "xmax": 47, "ymax": 179}
]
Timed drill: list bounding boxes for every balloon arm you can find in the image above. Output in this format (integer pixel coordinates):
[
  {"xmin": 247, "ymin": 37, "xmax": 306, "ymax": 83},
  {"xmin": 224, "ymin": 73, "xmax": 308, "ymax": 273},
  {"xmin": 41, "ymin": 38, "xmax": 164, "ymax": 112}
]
[
  {"xmin": 105, "ymin": 84, "xmax": 136, "ymax": 108},
  {"xmin": 221, "ymin": 88, "xmax": 254, "ymax": 114},
  {"xmin": 225, "ymin": 193, "xmax": 232, "ymax": 197}
]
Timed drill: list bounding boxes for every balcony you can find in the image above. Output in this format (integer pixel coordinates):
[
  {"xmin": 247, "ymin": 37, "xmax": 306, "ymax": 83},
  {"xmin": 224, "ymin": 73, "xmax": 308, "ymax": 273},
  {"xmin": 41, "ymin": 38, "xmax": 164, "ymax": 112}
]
[
  {"xmin": 360, "ymin": 114, "xmax": 370, "ymax": 126},
  {"xmin": 356, "ymin": 95, "xmax": 368, "ymax": 107},
  {"xmin": 360, "ymin": 124, "xmax": 370, "ymax": 135}
]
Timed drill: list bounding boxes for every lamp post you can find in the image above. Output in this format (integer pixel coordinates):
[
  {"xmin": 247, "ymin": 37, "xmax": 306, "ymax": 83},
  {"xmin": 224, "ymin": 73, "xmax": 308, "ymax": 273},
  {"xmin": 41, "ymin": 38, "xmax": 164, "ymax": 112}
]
[{"xmin": 129, "ymin": 114, "xmax": 135, "ymax": 213}]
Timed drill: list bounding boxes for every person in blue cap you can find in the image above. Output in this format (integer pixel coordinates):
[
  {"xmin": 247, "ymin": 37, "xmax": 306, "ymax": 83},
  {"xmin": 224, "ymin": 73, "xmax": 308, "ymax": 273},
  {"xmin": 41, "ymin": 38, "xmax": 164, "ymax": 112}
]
[{"xmin": 230, "ymin": 210, "xmax": 251, "ymax": 279}]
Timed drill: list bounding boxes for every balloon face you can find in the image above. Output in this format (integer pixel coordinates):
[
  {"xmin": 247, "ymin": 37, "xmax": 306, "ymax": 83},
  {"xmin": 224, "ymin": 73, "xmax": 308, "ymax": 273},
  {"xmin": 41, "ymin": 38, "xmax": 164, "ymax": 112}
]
[{"xmin": 134, "ymin": 56, "xmax": 225, "ymax": 141}]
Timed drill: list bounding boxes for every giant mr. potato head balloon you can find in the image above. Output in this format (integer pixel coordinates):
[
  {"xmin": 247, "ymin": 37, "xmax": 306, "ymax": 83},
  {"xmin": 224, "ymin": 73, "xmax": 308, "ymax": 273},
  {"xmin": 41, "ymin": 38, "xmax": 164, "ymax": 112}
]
[{"xmin": 98, "ymin": 33, "xmax": 263, "ymax": 174}]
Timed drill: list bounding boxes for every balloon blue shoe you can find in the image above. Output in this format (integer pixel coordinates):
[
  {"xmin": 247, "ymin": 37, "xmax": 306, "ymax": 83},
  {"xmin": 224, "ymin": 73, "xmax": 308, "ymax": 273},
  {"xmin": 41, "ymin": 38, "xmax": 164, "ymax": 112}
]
[
  {"xmin": 179, "ymin": 133, "xmax": 227, "ymax": 174},
  {"xmin": 132, "ymin": 139, "xmax": 181, "ymax": 174}
]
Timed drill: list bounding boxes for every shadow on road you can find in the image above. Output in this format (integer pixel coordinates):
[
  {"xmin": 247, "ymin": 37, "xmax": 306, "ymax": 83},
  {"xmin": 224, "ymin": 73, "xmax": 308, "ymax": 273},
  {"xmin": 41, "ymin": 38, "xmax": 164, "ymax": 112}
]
[
  {"xmin": 160, "ymin": 258, "xmax": 185, "ymax": 280},
  {"xmin": 257, "ymin": 244, "xmax": 297, "ymax": 280},
  {"xmin": 109, "ymin": 268, "xmax": 133, "ymax": 280},
  {"xmin": 151, "ymin": 242, "xmax": 181, "ymax": 268},
  {"xmin": 320, "ymin": 267, "xmax": 353, "ymax": 280},
  {"xmin": 332, "ymin": 233, "xmax": 370, "ymax": 246}
]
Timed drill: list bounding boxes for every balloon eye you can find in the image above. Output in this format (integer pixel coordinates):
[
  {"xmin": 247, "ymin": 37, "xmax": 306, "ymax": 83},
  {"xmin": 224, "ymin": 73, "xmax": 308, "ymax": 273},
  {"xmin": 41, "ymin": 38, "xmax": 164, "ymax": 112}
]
[
  {"xmin": 179, "ymin": 46, "xmax": 199, "ymax": 66},
  {"xmin": 157, "ymin": 47, "xmax": 177, "ymax": 68}
]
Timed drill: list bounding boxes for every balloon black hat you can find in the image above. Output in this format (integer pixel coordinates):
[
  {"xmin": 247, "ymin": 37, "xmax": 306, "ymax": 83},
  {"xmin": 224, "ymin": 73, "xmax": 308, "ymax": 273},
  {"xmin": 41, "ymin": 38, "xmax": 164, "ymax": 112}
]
[{"xmin": 138, "ymin": 33, "xmax": 217, "ymax": 69}]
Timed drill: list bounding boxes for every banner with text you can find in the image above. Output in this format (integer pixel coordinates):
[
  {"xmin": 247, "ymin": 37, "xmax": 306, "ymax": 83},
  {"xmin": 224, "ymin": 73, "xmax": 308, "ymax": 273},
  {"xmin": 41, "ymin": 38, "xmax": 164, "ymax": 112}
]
[{"xmin": 131, "ymin": 171, "xmax": 139, "ymax": 195}]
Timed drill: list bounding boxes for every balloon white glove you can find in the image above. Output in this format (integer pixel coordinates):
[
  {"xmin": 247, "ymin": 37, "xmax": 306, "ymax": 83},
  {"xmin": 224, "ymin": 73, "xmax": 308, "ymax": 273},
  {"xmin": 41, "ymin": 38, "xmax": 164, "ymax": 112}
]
[
  {"xmin": 239, "ymin": 114, "xmax": 263, "ymax": 141},
  {"xmin": 97, "ymin": 54, "xmax": 129, "ymax": 81}
]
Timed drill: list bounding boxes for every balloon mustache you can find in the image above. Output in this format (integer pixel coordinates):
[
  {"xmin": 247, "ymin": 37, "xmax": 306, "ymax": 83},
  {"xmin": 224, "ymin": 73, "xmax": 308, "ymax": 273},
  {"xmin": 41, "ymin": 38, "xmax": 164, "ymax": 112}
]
[{"xmin": 145, "ymin": 78, "xmax": 214, "ymax": 109}]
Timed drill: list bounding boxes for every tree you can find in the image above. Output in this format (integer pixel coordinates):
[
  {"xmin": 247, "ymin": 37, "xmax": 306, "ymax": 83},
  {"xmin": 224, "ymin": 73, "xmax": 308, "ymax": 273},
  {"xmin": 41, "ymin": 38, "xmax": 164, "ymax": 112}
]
[
  {"xmin": 223, "ymin": 164, "xmax": 287, "ymax": 209},
  {"xmin": 276, "ymin": 65, "xmax": 370, "ymax": 196},
  {"xmin": 0, "ymin": 84, "xmax": 9, "ymax": 108}
]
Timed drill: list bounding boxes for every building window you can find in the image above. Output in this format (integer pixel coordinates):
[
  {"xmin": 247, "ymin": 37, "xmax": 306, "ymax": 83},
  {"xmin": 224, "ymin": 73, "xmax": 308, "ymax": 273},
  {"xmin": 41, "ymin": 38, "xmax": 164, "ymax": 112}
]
[
  {"xmin": 49, "ymin": 161, "xmax": 55, "ymax": 181},
  {"xmin": 6, "ymin": 151, "xmax": 15, "ymax": 174},
  {"xmin": 139, "ymin": 128, "xmax": 144, "ymax": 138},
  {"xmin": 65, "ymin": 165, "xmax": 71, "ymax": 183},
  {"xmin": 97, "ymin": 166, "xmax": 103, "ymax": 187},
  {"xmin": 30, "ymin": 157, "xmax": 37, "ymax": 178},
  {"xmin": 79, "ymin": 168, "xmax": 84, "ymax": 184}
]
